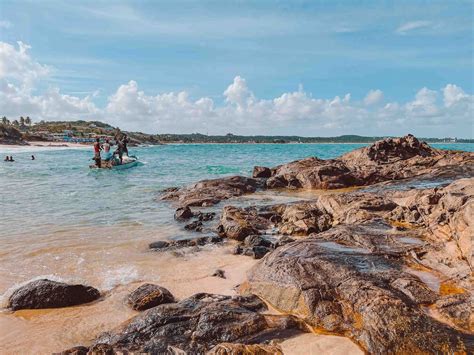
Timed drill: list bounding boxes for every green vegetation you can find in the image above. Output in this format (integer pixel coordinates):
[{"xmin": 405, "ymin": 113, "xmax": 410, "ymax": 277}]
[{"xmin": 1, "ymin": 118, "xmax": 473, "ymax": 144}]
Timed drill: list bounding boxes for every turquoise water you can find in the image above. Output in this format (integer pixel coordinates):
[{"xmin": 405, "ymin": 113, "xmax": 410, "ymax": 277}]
[{"xmin": 1, "ymin": 143, "xmax": 472, "ymax": 237}]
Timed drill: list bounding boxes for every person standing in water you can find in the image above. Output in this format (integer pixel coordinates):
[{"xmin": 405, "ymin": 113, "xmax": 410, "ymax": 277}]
[
  {"xmin": 93, "ymin": 138, "xmax": 102, "ymax": 168},
  {"xmin": 31, "ymin": 155, "xmax": 35, "ymax": 160},
  {"xmin": 114, "ymin": 138, "xmax": 124, "ymax": 164}
]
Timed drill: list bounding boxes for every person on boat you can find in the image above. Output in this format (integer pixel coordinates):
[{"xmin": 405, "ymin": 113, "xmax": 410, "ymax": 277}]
[
  {"xmin": 93, "ymin": 138, "xmax": 102, "ymax": 168},
  {"xmin": 103, "ymin": 139, "xmax": 112, "ymax": 161},
  {"xmin": 122, "ymin": 134, "xmax": 129, "ymax": 156},
  {"xmin": 31, "ymin": 155, "xmax": 35, "ymax": 160},
  {"xmin": 114, "ymin": 138, "xmax": 124, "ymax": 164}
]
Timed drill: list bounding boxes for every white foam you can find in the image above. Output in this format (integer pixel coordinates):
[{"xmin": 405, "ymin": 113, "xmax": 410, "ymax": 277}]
[{"xmin": 101, "ymin": 265, "xmax": 147, "ymax": 291}]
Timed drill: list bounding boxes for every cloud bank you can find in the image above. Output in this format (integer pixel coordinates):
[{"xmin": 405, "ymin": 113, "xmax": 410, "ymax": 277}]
[{"xmin": 0, "ymin": 41, "xmax": 472, "ymax": 137}]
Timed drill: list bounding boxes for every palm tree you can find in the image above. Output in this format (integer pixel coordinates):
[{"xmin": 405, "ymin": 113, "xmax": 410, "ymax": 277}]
[
  {"xmin": 19, "ymin": 116, "xmax": 25, "ymax": 126},
  {"xmin": 1, "ymin": 116, "xmax": 7, "ymax": 125},
  {"xmin": 12, "ymin": 120, "xmax": 19, "ymax": 127},
  {"xmin": 25, "ymin": 116, "xmax": 31, "ymax": 126}
]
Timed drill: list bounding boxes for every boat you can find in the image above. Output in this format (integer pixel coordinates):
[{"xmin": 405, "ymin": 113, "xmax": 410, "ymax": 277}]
[{"xmin": 89, "ymin": 154, "xmax": 140, "ymax": 170}]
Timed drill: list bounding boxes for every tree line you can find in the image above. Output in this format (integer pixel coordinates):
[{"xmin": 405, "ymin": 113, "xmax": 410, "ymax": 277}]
[{"xmin": 1, "ymin": 116, "xmax": 32, "ymax": 127}]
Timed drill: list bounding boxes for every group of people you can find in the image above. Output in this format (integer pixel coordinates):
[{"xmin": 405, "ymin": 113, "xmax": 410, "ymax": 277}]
[
  {"xmin": 4, "ymin": 155, "xmax": 35, "ymax": 162},
  {"xmin": 93, "ymin": 134, "xmax": 129, "ymax": 168}
]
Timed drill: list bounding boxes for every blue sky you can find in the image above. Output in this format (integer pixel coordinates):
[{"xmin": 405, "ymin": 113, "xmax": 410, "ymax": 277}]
[{"xmin": 0, "ymin": 0, "xmax": 473, "ymax": 136}]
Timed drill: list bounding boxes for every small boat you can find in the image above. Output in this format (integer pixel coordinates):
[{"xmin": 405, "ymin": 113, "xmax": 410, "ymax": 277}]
[{"xmin": 89, "ymin": 154, "xmax": 140, "ymax": 170}]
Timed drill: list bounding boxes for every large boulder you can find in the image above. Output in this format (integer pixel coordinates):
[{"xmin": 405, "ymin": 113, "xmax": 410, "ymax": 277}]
[
  {"xmin": 89, "ymin": 293, "xmax": 301, "ymax": 353},
  {"xmin": 242, "ymin": 231, "xmax": 473, "ymax": 353},
  {"xmin": 127, "ymin": 283, "xmax": 175, "ymax": 311},
  {"xmin": 161, "ymin": 176, "xmax": 264, "ymax": 207},
  {"xmin": 8, "ymin": 279, "xmax": 100, "ymax": 310}
]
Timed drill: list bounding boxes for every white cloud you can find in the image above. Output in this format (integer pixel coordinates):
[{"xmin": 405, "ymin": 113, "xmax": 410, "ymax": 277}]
[
  {"xmin": 364, "ymin": 89, "xmax": 384, "ymax": 106},
  {"xmin": 396, "ymin": 21, "xmax": 432, "ymax": 34},
  {"xmin": 0, "ymin": 41, "xmax": 50, "ymax": 91},
  {"xmin": 0, "ymin": 40, "xmax": 473, "ymax": 136}
]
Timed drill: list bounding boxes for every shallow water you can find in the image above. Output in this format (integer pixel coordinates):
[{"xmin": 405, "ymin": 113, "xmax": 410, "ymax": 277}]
[{"xmin": 0, "ymin": 142, "xmax": 472, "ymax": 353}]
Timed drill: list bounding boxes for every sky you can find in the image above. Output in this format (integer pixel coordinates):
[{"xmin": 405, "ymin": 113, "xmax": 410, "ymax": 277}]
[{"xmin": 0, "ymin": 0, "xmax": 473, "ymax": 137}]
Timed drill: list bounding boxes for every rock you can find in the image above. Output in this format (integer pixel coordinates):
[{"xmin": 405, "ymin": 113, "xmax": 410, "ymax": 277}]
[
  {"xmin": 174, "ymin": 206, "xmax": 194, "ymax": 220},
  {"xmin": 161, "ymin": 176, "xmax": 264, "ymax": 207},
  {"xmin": 250, "ymin": 246, "xmax": 271, "ymax": 259},
  {"xmin": 184, "ymin": 220, "xmax": 203, "ymax": 232},
  {"xmin": 212, "ymin": 269, "xmax": 226, "ymax": 279},
  {"xmin": 233, "ymin": 245, "xmax": 243, "ymax": 255},
  {"xmin": 244, "ymin": 235, "xmax": 273, "ymax": 248},
  {"xmin": 58, "ymin": 346, "xmax": 89, "ymax": 355},
  {"xmin": 217, "ymin": 206, "xmax": 265, "ymax": 241},
  {"xmin": 207, "ymin": 343, "xmax": 283, "ymax": 355},
  {"xmin": 197, "ymin": 211, "xmax": 216, "ymax": 221},
  {"xmin": 387, "ymin": 178, "xmax": 473, "ymax": 287},
  {"xmin": 148, "ymin": 240, "xmax": 170, "ymax": 250},
  {"xmin": 90, "ymin": 293, "xmax": 299, "ymax": 354},
  {"xmin": 252, "ymin": 166, "xmax": 272, "ymax": 178},
  {"xmin": 265, "ymin": 135, "xmax": 474, "ymax": 190},
  {"xmin": 149, "ymin": 235, "xmax": 223, "ymax": 251},
  {"xmin": 8, "ymin": 279, "xmax": 100, "ymax": 310},
  {"xmin": 127, "ymin": 283, "xmax": 175, "ymax": 311},
  {"xmin": 242, "ymin": 230, "xmax": 472, "ymax": 354},
  {"xmin": 434, "ymin": 293, "xmax": 472, "ymax": 331}
]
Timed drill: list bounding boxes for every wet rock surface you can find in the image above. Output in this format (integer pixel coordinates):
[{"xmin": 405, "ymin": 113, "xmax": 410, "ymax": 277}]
[
  {"xmin": 88, "ymin": 293, "xmax": 303, "ymax": 353},
  {"xmin": 242, "ymin": 231, "xmax": 473, "ymax": 353},
  {"xmin": 161, "ymin": 176, "xmax": 264, "ymax": 207},
  {"xmin": 127, "ymin": 283, "xmax": 175, "ymax": 311},
  {"xmin": 8, "ymin": 279, "xmax": 100, "ymax": 311}
]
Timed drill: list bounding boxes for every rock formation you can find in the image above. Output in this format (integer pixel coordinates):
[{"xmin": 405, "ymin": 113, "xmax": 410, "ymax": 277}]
[
  {"xmin": 127, "ymin": 283, "xmax": 175, "ymax": 311},
  {"xmin": 8, "ymin": 279, "xmax": 100, "ymax": 310}
]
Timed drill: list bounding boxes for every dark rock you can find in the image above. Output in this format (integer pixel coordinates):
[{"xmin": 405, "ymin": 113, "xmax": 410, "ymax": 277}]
[
  {"xmin": 217, "ymin": 206, "xmax": 270, "ymax": 241},
  {"xmin": 58, "ymin": 346, "xmax": 89, "ymax": 355},
  {"xmin": 232, "ymin": 245, "xmax": 243, "ymax": 255},
  {"xmin": 212, "ymin": 269, "xmax": 226, "ymax": 279},
  {"xmin": 244, "ymin": 235, "xmax": 272, "ymax": 248},
  {"xmin": 197, "ymin": 212, "xmax": 216, "ymax": 221},
  {"xmin": 251, "ymin": 246, "xmax": 271, "ymax": 259},
  {"xmin": 150, "ymin": 235, "xmax": 223, "ymax": 251},
  {"xmin": 174, "ymin": 206, "xmax": 194, "ymax": 220},
  {"xmin": 8, "ymin": 279, "xmax": 100, "ymax": 310},
  {"xmin": 90, "ymin": 293, "xmax": 298, "ymax": 353},
  {"xmin": 127, "ymin": 283, "xmax": 175, "ymax": 311},
  {"xmin": 184, "ymin": 220, "xmax": 203, "ymax": 232},
  {"xmin": 148, "ymin": 240, "xmax": 170, "ymax": 250},
  {"xmin": 161, "ymin": 176, "xmax": 264, "ymax": 207},
  {"xmin": 252, "ymin": 166, "xmax": 272, "ymax": 178}
]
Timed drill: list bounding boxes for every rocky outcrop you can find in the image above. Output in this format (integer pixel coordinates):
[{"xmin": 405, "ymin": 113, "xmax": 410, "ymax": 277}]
[
  {"xmin": 388, "ymin": 177, "xmax": 473, "ymax": 287},
  {"xmin": 261, "ymin": 135, "xmax": 474, "ymax": 190},
  {"xmin": 88, "ymin": 293, "xmax": 303, "ymax": 354},
  {"xmin": 8, "ymin": 279, "xmax": 100, "ymax": 310},
  {"xmin": 127, "ymin": 284, "xmax": 175, "ymax": 311},
  {"xmin": 161, "ymin": 176, "xmax": 264, "ymax": 207},
  {"xmin": 242, "ymin": 230, "xmax": 473, "ymax": 353},
  {"xmin": 149, "ymin": 235, "xmax": 223, "ymax": 251},
  {"xmin": 252, "ymin": 166, "xmax": 272, "ymax": 178}
]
